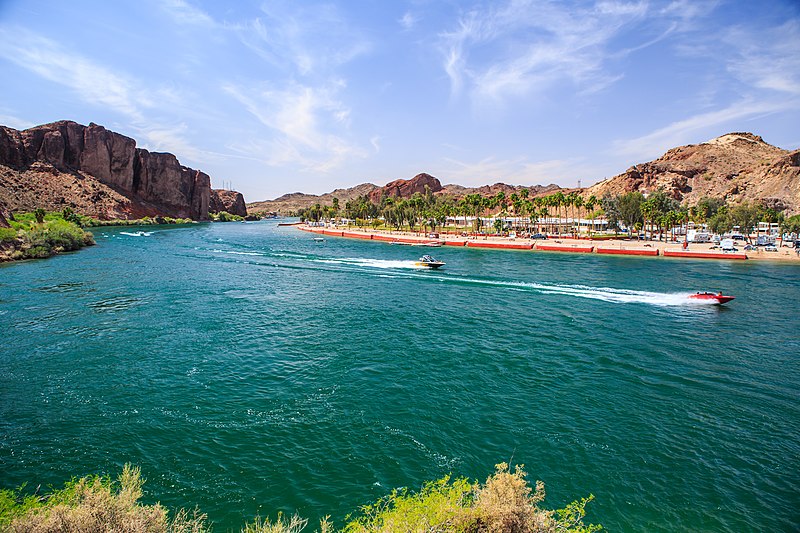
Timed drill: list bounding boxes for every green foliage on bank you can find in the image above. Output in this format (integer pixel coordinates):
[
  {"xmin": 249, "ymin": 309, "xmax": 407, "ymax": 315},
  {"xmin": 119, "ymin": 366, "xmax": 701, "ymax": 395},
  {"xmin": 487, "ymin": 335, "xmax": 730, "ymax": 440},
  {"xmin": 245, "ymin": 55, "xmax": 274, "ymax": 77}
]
[
  {"xmin": 78, "ymin": 215, "xmax": 194, "ymax": 227},
  {"xmin": 0, "ymin": 463, "xmax": 601, "ymax": 533},
  {"xmin": 209, "ymin": 211, "xmax": 245, "ymax": 222},
  {"xmin": 1, "ymin": 210, "xmax": 95, "ymax": 261}
]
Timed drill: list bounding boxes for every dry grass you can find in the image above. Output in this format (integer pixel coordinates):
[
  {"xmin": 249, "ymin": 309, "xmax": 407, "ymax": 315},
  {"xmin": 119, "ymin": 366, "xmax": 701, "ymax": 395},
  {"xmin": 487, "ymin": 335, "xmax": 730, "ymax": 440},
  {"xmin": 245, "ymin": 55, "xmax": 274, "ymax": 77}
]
[{"xmin": 2, "ymin": 465, "xmax": 207, "ymax": 533}]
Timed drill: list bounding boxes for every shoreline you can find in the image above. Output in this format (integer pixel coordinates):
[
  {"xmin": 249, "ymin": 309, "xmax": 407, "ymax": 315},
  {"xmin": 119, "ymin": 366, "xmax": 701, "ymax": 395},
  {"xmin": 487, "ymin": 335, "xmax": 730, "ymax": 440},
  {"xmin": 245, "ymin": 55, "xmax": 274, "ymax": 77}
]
[{"xmin": 296, "ymin": 224, "xmax": 800, "ymax": 263}]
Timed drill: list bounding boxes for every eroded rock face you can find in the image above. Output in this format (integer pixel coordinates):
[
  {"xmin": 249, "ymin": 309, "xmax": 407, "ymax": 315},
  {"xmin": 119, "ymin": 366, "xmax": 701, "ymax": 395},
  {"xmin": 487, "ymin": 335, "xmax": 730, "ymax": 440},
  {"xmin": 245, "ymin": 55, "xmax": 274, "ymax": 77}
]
[
  {"xmin": 210, "ymin": 189, "xmax": 247, "ymax": 216},
  {"xmin": 587, "ymin": 132, "xmax": 800, "ymax": 215},
  {"xmin": 368, "ymin": 173, "xmax": 443, "ymax": 203},
  {"xmin": 0, "ymin": 121, "xmax": 212, "ymax": 220}
]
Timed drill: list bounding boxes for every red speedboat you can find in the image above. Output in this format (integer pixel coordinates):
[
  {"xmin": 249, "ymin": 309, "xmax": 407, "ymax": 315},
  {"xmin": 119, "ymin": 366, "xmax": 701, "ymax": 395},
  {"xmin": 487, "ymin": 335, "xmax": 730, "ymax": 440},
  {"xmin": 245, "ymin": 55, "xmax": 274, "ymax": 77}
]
[{"xmin": 689, "ymin": 292, "xmax": 735, "ymax": 305}]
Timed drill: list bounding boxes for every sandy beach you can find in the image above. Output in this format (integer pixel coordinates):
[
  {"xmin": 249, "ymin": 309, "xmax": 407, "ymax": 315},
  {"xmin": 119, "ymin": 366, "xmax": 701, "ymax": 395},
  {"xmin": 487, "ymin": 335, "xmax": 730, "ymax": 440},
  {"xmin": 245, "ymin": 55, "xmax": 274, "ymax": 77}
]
[{"xmin": 298, "ymin": 224, "xmax": 800, "ymax": 263}]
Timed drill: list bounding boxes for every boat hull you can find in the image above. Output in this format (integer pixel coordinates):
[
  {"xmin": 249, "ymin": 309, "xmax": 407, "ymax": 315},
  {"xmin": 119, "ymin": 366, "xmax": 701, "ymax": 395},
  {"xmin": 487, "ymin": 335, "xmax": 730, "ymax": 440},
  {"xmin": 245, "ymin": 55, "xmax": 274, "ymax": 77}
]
[
  {"xmin": 414, "ymin": 261, "xmax": 445, "ymax": 269},
  {"xmin": 689, "ymin": 293, "xmax": 735, "ymax": 305}
]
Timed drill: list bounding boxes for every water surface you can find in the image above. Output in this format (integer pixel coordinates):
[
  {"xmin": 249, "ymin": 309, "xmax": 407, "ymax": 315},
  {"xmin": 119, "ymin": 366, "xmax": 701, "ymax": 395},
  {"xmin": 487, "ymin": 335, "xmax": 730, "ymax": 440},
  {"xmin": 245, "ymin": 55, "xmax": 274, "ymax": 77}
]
[{"xmin": 1, "ymin": 221, "xmax": 798, "ymax": 531}]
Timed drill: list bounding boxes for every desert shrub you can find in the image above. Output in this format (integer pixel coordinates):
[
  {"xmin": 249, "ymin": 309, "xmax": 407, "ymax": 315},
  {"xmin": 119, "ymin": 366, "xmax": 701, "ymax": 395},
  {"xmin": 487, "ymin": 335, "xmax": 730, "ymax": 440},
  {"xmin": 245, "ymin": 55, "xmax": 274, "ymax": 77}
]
[
  {"xmin": 0, "ymin": 465, "xmax": 207, "ymax": 533},
  {"xmin": 343, "ymin": 463, "xmax": 600, "ymax": 533},
  {"xmin": 242, "ymin": 512, "xmax": 332, "ymax": 533}
]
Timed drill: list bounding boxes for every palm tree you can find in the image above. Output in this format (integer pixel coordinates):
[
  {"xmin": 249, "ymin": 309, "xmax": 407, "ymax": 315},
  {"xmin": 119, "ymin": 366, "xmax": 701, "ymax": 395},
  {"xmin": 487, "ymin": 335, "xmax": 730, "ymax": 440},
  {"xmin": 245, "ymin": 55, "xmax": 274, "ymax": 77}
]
[{"xmin": 585, "ymin": 195, "xmax": 598, "ymax": 238}]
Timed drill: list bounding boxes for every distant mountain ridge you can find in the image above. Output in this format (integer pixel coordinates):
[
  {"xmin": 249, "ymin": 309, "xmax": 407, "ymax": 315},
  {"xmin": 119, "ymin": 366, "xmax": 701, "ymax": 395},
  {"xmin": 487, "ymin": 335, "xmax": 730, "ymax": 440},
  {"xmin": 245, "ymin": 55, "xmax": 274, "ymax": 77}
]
[{"xmin": 248, "ymin": 173, "xmax": 564, "ymax": 213}]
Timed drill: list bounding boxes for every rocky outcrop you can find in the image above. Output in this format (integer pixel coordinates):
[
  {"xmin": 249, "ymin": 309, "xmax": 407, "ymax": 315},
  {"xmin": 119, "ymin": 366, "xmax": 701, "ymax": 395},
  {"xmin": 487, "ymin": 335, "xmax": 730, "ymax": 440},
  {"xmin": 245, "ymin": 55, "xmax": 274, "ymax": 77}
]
[
  {"xmin": 0, "ymin": 121, "xmax": 211, "ymax": 220},
  {"xmin": 210, "ymin": 189, "xmax": 247, "ymax": 217},
  {"xmin": 587, "ymin": 132, "xmax": 800, "ymax": 214},
  {"xmin": 368, "ymin": 173, "xmax": 442, "ymax": 203}
]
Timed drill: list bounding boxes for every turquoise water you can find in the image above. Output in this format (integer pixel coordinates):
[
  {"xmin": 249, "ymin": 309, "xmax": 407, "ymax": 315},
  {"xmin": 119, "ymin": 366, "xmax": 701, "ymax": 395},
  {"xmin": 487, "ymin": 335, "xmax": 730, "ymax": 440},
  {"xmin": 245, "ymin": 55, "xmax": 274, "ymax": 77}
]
[{"xmin": 1, "ymin": 221, "xmax": 798, "ymax": 532}]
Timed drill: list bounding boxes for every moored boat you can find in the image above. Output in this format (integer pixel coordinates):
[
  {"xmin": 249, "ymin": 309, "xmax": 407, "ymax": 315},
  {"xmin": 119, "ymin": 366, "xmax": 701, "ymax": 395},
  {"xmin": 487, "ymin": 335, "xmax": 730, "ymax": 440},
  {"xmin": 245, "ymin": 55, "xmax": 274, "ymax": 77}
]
[
  {"xmin": 688, "ymin": 292, "xmax": 735, "ymax": 305},
  {"xmin": 414, "ymin": 255, "xmax": 445, "ymax": 269}
]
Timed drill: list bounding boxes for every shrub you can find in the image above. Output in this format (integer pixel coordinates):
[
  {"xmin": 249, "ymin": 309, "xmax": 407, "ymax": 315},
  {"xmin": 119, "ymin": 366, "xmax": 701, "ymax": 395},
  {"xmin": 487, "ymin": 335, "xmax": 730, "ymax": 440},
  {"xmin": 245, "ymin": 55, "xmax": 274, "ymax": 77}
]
[
  {"xmin": 344, "ymin": 463, "xmax": 601, "ymax": 533},
  {"xmin": 0, "ymin": 464, "xmax": 207, "ymax": 533}
]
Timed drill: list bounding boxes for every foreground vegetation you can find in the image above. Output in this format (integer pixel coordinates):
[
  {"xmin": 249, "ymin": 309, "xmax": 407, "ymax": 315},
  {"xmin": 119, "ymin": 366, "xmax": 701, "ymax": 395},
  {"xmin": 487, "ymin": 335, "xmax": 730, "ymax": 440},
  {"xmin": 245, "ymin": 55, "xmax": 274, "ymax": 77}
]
[
  {"xmin": 0, "ymin": 463, "xmax": 600, "ymax": 532},
  {"xmin": 0, "ymin": 209, "xmax": 95, "ymax": 261}
]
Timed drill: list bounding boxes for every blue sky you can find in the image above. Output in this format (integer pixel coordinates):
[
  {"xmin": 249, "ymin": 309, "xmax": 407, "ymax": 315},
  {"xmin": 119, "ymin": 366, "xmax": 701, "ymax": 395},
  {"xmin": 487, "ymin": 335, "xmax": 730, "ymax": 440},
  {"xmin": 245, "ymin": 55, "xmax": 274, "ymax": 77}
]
[{"xmin": 1, "ymin": 0, "xmax": 798, "ymax": 201}]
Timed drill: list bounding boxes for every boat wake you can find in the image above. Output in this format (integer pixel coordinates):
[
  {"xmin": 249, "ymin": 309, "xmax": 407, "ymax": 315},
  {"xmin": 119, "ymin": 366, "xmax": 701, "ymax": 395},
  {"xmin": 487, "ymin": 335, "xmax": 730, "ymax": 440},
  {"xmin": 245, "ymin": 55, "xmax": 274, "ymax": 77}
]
[
  {"xmin": 119, "ymin": 231, "xmax": 154, "ymax": 237},
  {"xmin": 315, "ymin": 257, "xmax": 429, "ymax": 270}
]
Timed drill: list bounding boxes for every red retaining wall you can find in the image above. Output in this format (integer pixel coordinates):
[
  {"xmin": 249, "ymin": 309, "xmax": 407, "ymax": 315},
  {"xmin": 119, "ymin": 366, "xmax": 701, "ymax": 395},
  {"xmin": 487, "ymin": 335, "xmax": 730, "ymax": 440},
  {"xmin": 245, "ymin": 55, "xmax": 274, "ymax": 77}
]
[
  {"xmin": 535, "ymin": 244, "xmax": 594, "ymax": 253},
  {"xmin": 596, "ymin": 248, "xmax": 659, "ymax": 256},
  {"xmin": 663, "ymin": 250, "xmax": 747, "ymax": 260},
  {"xmin": 466, "ymin": 241, "xmax": 533, "ymax": 250}
]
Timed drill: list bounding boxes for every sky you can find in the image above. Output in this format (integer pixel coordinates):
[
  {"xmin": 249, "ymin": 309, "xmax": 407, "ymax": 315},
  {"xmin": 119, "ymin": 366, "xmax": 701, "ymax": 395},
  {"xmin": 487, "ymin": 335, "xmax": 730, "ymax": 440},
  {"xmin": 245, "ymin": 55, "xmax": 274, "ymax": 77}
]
[{"xmin": 1, "ymin": 1, "xmax": 799, "ymax": 202}]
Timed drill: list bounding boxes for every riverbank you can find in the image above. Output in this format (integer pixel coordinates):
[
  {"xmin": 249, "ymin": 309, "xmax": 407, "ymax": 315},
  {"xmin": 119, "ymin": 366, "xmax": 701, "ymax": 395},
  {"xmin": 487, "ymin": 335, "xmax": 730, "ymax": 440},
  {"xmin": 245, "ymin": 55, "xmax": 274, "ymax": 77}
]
[{"xmin": 297, "ymin": 224, "xmax": 800, "ymax": 262}]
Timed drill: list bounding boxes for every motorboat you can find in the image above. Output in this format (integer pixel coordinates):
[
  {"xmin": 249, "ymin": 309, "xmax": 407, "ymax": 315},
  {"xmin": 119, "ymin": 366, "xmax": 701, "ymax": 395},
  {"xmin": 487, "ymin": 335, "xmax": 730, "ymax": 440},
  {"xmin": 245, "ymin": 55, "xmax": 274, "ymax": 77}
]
[
  {"xmin": 312, "ymin": 237, "xmax": 325, "ymax": 242},
  {"xmin": 689, "ymin": 292, "xmax": 735, "ymax": 305},
  {"xmin": 414, "ymin": 255, "xmax": 445, "ymax": 269}
]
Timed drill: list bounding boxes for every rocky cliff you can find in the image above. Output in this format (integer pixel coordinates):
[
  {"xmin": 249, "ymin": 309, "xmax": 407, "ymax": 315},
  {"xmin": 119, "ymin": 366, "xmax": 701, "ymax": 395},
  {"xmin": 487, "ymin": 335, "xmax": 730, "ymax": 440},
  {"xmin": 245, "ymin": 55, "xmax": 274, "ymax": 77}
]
[
  {"xmin": 210, "ymin": 189, "xmax": 247, "ymax": 217},
  {"xmin": 587, "ymin": 133, "xmax": 800, "ymax": 214},
  {"xmin": 0, "ymin": 121, "xmax": 211, "ymax": 220}
]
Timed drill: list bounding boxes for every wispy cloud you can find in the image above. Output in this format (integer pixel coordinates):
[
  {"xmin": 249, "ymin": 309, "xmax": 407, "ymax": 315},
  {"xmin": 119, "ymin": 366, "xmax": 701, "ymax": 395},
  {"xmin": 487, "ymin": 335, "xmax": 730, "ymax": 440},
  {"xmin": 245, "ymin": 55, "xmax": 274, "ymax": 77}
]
[
  {"xmin": 223, "ymin": 81, "xmax": 366, "ymax": 172},
  {"xmin": 442, "ymin": 155, "xmax": 580, "ymax": 187},
  {"xmin": 233, "ymin": 2, "xmax": 370, "ymax": 77},
  {"xmin": 158, "ymin": 0, "xmax": 215, "ymax": 27},
  {"xmin": 725, "ymin": 20, "xmax": 800, "ymax": 95},
  {"xmin": 0, "ymin": 27, "xmax": 150, "ymax": 121},
  {"xmin": 613, "ymin": 98, "xmax": 797, "ymax": 160},
  {"xmin": 399, "ymin": 12, "xmax": 417, "ymax": 31},
  {"xmin": 438, "ymin": 0, "xmax": 653, "ymax": 104}
]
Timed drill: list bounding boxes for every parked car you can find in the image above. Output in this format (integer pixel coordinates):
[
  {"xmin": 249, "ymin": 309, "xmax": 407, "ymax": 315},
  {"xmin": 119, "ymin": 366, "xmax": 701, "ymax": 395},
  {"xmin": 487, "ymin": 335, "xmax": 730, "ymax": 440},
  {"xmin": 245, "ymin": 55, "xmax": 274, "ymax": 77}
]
[
  {"xmin": 531, "ymin": 233, "xmax": 548, "ymax": 239},
  {"xmin": 765, "ymin": 244, "xmax": 778, "ymax": 252}
]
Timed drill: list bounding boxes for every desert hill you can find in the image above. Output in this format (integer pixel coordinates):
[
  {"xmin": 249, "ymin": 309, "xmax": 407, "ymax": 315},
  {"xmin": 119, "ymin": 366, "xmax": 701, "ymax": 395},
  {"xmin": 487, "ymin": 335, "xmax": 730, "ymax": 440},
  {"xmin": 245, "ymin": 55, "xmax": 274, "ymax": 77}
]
[{"xmin": 587, "ymin": 132, "xmax": 800, "ymax": 214}]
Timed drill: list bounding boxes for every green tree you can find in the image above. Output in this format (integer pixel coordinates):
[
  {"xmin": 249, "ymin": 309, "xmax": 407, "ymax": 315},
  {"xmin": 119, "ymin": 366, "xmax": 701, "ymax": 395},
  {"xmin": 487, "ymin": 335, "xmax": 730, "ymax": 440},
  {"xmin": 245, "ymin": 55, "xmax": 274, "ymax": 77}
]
[{"xmin": 617, "ymin": 192, "xmax": 644, "ymax": 238}]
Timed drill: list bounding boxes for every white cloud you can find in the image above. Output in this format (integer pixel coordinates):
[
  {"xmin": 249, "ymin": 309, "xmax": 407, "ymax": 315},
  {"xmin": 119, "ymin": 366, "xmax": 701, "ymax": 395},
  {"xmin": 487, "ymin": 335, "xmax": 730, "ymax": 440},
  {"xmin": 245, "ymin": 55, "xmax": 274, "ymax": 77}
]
[
  {"xmin": 613, "ymin": 99, "xmax": 797, "ymax": 160},
  {"xmin": 441, "ymin": 154, "xmax": 579, "ymax": 187},
  {"xmin": 158, "ymin": 0, "xmax": 215, "ymax": 26},
  {"xmin": 399, "ymin": 12, "xmax": 417, "ymax": 31},
  {"xmin": 437, "ymin": 0, "xmax": 672, "ymax": 105},
  {"xmin": 232, "ymin": 2, "xmax": 370, "ymax": 77},
  {"xmin": 223, "ymin": 81, "xmax": 367, "ymax": 172},
  {"xmin": 0, "ymin": 113, "xmax": 35, "ymax": 130},
  {"xmin": 0, "ymin": 28, "xmax": 150, "ymax": 121},
  {"xmin": 725, "ymin": 20, "xmax": 800, "ymax": 96}
]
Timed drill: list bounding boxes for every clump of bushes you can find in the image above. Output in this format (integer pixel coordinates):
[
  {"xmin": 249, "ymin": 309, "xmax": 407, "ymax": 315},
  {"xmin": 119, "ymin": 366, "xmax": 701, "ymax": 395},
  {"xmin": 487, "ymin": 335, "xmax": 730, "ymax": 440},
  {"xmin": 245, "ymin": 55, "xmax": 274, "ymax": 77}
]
[
  {"xmin": 0, "ymin": 463, "xmax": 600, "ymax": 532},
  {"xmin": 79, "ymin": 215, "xmax": 194, "ymax": 227},
  {"xmin": 343, "ymin": 463, "xmax": 600, "ymax": 533},
  {"xmin": 1, "ymin": 210, "xmax": 95, "ymax": 261},
  {"xmin": 210, "ymin": 211, "xmax": 245, "ymax": 222},
  {"xmin": 0, "ymin": 465, "xmax": 206, "ymax": 532}
]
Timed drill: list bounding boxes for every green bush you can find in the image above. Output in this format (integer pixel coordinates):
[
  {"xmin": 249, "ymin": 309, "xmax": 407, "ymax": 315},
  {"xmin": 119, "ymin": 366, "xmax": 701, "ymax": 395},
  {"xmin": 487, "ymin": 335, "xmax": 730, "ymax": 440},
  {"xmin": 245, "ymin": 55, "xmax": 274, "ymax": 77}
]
[
  {"xmin": 210, "ymin": 211, "xmax": 244, "ymax": 222},
  {"xmin": 0, "ymin": 227, "xmax": 18, "ymax": 243}
]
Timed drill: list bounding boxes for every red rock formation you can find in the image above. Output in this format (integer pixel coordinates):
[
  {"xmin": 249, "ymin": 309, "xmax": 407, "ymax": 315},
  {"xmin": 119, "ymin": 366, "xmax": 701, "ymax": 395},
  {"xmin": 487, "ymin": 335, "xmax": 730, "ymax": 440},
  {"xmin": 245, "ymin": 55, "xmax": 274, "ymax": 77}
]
[
  {"xmin": 0, "ymin": 121, "xmax": 212, "ymax": 220},
  {"xmin": 368, "ymin": 173, "xmax": 443, "ymax": 203},
  {"xmin": 210, "ymin": 189, "xmax": 247, "ymax": 217}
]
